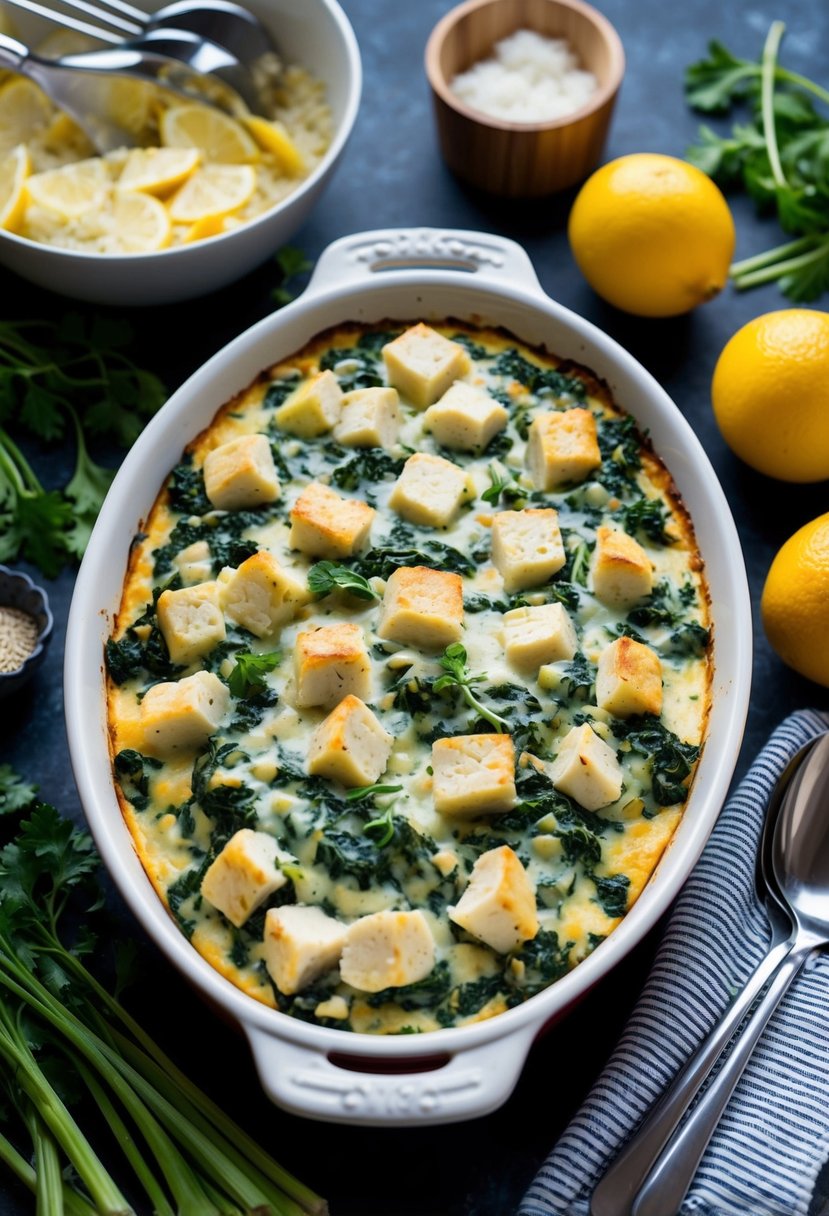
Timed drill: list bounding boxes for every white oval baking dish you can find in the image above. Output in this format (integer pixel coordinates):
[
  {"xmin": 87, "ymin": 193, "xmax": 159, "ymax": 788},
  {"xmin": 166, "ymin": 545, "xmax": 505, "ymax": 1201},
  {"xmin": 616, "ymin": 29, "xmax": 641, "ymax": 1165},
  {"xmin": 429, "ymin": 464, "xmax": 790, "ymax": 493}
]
[{"xmin": 65, "ymin": 227, "xmax": 752, "ymax": 1126}]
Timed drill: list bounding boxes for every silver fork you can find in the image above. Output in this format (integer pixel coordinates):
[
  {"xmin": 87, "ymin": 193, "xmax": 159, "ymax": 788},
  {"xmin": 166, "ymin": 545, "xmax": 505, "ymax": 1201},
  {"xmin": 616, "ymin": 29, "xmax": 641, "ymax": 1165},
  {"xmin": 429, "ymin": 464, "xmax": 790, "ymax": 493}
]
[
  {"xmin": 3, "ymin": 0, "xmax": 277, "ymax": 72},
  {"xmin": 0, "ymin": 0, "xmax": 269, "ymax": 145},
  {"xmin": 0, "ymin": 27, "xmax": 260, "ymax": 151}
]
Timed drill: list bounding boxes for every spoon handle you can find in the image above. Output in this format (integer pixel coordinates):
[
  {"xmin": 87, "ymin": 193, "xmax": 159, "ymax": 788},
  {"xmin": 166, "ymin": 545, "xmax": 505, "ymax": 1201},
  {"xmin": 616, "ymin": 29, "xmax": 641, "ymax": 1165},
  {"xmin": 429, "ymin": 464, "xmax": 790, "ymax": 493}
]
[
  {"xmin": 631, "ymin": 939, "xmax": 815, "ymax": 1216},
  {"xmin": 590, "ymin": 928, "xmax": 794, "ymax": 1216}
]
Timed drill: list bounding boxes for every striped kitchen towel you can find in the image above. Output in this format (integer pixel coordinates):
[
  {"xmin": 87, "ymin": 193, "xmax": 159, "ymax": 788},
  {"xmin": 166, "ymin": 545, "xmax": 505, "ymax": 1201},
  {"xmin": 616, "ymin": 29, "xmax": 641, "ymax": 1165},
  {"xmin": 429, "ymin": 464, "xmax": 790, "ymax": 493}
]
[{"xmin": 519, "ymin": 709, "xmax": 829, "ymax": 1216}]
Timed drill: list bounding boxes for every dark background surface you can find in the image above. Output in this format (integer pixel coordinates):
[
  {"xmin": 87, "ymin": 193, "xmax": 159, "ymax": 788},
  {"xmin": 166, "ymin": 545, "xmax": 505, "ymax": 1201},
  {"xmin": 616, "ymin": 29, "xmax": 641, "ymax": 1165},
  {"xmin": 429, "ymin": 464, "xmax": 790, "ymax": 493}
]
[{"xmin": 2, "ymin": 0, "xmax": 829, "ymax": 1212}]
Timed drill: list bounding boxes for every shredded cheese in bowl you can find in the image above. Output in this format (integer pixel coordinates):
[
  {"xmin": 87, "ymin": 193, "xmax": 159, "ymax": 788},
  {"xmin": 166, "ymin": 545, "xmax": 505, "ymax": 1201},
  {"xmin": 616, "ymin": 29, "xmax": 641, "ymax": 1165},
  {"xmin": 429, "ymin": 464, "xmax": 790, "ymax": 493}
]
[{"xmin": 450, "ymin": 29, "xmax": 597, "ymax": 124}]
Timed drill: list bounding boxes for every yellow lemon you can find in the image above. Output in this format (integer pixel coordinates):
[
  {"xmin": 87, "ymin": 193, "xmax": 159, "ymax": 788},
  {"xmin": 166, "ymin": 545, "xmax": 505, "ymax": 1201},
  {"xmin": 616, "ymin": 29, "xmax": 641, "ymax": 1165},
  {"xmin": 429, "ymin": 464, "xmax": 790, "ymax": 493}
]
[
  {"xmin": 159, "ymin": 104, "xmax": 258, "ymax": 164},
  {"xmin": 242, "ymin": 115, "xmax": 305, "ymax": 176},
  {"xmin": 26, "ymin": 158, "xmax": 109, "ymax": 217},
  {"xmin": 167, "ymin": 163, "xmax": 256, "ymax": 223},
  {"xmin": 761, "ymin": 513, "xmax": 829, "ymax": 686},
  {"xmin": 567, "ymin": 153, "xmax": 735, "ymax": 317},
  {"xmin": 117, "ymin": 147, "xmax": 201, "ymax": 196},
  {"xmin": 0, "ymin": 145, "xmax": 30, "ymax": 231},
  {"xmin": 711, "ymin": 309, "xmax": 829, "ymax": 483},
  {"xmin": 0, "ymin": 77, "xmax": 52, "ymax": 155}
]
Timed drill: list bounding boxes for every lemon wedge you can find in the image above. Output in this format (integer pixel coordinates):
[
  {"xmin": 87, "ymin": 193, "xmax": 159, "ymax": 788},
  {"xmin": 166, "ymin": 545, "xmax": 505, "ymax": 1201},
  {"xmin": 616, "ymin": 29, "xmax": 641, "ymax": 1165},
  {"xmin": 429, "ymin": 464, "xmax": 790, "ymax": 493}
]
[
  {"xmin": 181, "ymin": 213, "xmax": 226, "ymax": 243},
  {"xmin": 159, "ymin": 104, "xmax": 258, "ymax": 164},
  {"xmin": 0, "ymin": 144, "xmax": 30, "ymax": 231},
  {"xmin": 0, "ymin": 78, "xmax": 52, "ymax": 156},
  {"xmin": 167, "ymin": 164, "xmax": 256, "ymax": 223},
  {"xmin": 242, "ymin": 116, "xmax": 305, "ymax": 177},
  {"xmin": 26, "ymin": 158, "xmax": 109, "ymax": 217},
  {"xmin": 117, "ymin": 147, "xmax": 201, "ymax": 197}
]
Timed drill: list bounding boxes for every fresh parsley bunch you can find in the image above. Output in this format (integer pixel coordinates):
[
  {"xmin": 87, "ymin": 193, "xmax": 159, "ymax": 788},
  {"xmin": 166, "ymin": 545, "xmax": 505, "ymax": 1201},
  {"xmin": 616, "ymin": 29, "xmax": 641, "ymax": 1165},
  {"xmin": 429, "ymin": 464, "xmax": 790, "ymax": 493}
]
[
  {"xmin": 0, "ymin": 314, "xmax": 165, "ymax": 577},
  {"xmin": 685, "ymin": 21, "xmax": 829, "ymax": 300}
]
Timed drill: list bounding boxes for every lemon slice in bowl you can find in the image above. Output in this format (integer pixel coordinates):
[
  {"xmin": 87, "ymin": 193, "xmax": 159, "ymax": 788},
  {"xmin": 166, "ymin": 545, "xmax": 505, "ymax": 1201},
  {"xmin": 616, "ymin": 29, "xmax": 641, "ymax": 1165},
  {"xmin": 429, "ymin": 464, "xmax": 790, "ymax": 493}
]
[
  {"xmin": 0, "ymin": 78, "xmax": 52, "ymax": 155},
  {"xmin": 0, "ymin": 145, "xmax": 30, "ymax": 231},
  {"xmin": 167, "ymin": 164, "xmax": 256, "ymax": 224},
  {"xmin": 242, "ymin": 116, "xmax": 305, "ymax": 177},
  {"xmin": 26, "ymin": 158, "xmax": 109, "ymax": 217},
  {"xmin": 22, "ymin": 188, "xmax": 171, "ymax": 253},
  {"xmin": 117, "ymin": 147, "xmax": 201, "ymax": 197},
  {"xmin": 108, "ymin": 190, "xmax": 171, "ymax": 252},
  {"xmin": 160, "ymin": 105, "xmax": 258, "ymax": 164}
]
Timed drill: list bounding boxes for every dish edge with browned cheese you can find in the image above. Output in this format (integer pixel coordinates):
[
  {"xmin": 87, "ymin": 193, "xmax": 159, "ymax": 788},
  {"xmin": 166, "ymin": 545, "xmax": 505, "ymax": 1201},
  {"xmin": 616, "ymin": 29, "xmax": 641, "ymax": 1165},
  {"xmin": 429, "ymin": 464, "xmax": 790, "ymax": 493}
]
[{"xmin": 65, "ymin": 225, "xmax": 752, "ymax": 1127}]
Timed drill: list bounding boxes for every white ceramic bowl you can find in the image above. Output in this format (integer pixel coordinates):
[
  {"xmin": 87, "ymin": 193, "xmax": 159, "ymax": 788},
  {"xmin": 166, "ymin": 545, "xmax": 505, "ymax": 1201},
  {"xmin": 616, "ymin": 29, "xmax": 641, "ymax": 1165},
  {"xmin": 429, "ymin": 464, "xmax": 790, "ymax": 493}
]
[
  {"xmin": 0, "ymin": 0, "xmax": 361, "ymax": 305},
  {"xmin": 65, "ymin": 227, "xmax": 752, "ymax": 1126}
]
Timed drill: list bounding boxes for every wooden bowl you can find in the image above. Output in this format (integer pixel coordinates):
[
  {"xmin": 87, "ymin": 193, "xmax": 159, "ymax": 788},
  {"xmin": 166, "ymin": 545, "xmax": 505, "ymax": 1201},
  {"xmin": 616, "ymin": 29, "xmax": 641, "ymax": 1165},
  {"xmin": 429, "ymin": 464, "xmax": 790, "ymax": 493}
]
[{"xmin": 425, "ymin": 0, "xmax": 625, "ymax": 197}]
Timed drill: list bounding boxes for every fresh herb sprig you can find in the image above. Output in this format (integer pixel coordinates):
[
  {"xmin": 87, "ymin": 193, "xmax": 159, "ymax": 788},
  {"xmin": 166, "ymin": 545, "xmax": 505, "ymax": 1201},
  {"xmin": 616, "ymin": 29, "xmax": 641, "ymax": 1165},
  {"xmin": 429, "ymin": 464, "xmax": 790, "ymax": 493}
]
[
  {"xmin": 227, "ymin": 650, "xmax": 282, "ymax": 698},
  {"xmin": 345, "ymin": 784, "xmax": 404, "ymax": 849},
  {"xmin": 345, "ymin": 783, "xmax": 404, "ymax": 802},
  {"xmin": 686, "ymin": 22, "xmax": 829, "ymax": 300},
  {"xmin": 0, "ymin": 315, "xmax": 165, "ymax": 576},
  {"xmin": 0, "ymin": 766, "xmax": 326, "ymax": 1215},
  {"xmin": 307, "ymin": 560, "xmax": 379, "ymax": 601},
  {"xmin": 434, "ymin": 643, "xmax": 510, "ymax": 733}
]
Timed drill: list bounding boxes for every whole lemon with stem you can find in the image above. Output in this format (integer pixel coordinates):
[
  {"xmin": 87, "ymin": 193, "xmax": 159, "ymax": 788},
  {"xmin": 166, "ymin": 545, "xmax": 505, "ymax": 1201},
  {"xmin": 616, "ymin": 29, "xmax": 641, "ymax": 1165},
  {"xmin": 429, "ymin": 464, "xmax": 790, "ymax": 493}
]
[
  {"xmin": 567, "ymin": 153, "xmax": 735, "ymax": 317},
  {"xmin": 761, "ymin": 513, "xmax": 829, "ymax": 687},
  {"xmin": 711, "ymin": 309, "xmax": 829, "ymax": 483}
]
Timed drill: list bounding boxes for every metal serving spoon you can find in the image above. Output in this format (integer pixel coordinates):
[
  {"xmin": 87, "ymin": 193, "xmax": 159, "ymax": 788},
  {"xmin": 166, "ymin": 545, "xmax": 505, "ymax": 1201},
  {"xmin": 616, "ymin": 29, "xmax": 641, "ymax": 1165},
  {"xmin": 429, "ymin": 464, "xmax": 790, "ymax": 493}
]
[{"xmin": 591, "ymin": 729, "xmax": 829, "ymax": 1216}]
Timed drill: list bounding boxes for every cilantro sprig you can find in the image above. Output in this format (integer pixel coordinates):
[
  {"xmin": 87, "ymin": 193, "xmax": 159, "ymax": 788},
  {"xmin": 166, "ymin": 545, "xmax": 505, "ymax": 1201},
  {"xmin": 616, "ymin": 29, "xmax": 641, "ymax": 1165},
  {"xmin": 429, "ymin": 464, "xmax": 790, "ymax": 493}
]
[
  {"xmin": 434, "ymin": 643, "xmax": 510, "ymax": 733},
  {"xmin": 0, "ymin": 315, "xmax": 165, "ymax": 576},
  {"xmin": 685, "ymin": 22, "xmax": 829, "ymax": 300}
]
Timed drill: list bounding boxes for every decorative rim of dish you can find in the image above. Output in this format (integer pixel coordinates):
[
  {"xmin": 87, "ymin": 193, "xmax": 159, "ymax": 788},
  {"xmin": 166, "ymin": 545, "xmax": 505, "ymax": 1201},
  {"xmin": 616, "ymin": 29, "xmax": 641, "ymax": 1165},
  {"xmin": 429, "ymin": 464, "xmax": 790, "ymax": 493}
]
[
  {"xmin": 0, "ymin": 563, "xmax": 54, "ymax": 680},
  {"xmin": 425, "ymin": 0, "xmax": 626, "ymax": 134},
  {"xmin": 0, "ymin": 0, "xmax": 362, "ymax": 263}
]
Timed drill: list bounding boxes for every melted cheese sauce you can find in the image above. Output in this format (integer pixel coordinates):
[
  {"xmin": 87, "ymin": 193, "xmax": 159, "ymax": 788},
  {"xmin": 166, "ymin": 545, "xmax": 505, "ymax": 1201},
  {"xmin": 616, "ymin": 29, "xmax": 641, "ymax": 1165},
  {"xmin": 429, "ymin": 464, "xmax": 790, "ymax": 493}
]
[{"xmin": 108, "ymin": 323, "xmax": 711, "ymax": 1034}]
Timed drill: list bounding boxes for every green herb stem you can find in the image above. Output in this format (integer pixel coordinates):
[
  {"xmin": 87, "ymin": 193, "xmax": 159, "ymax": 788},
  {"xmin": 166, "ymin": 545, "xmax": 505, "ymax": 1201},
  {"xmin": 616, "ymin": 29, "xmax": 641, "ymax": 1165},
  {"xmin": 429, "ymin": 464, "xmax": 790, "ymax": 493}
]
[
  {"xmin": 760, "ymin": 20, "xmax": 788, "ymax": 189},
  {"xmin": 731, "ymin": 235, "xmax": 829, "ymax": 288},
  {"xmin": 0, "ymin": 427, "xmax": 41, "ymax": 496},
  {"xmin": 0, "ymin": 958, "xmax": 207, "ymax": 1216},
  {"xmin": 776, "ymin": 65, "xmax": 829, "ymax": 106},
  {"xmin": 25, "ymin": 1104, "xmax": 65, "ymax": 1216},
  {"xmin": 0, "ymin": 1126, "xmax": 97, "ymax": 1216},
  {"xmin": 49, "ymin": 935, "xmax": 325, "ymax": 1212},
  {"xmin": 729, "ymin": 233, "xmax": 821, "ymax": 277},
  {"xmin": 108, "ymin": 1027, "xmax": 323, "ymax": 1215},
  {"xmin": 0, "ymin": 1027, "xmax": 132, "ymax": 1215},
  {"xmin": 75, "ymin": 1057, "xmax": 175, "ymax": 1216},
  {"xmin": 460, "ymin": 684, "xmax": 508, "ymax": 732}
]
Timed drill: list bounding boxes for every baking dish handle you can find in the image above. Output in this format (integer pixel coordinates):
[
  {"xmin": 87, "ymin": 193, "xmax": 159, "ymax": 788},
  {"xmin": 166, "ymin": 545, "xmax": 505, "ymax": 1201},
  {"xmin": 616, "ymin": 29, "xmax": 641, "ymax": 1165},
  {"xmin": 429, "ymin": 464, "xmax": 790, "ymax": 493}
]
[
  {"xmin": 244, "ymin": 1021, "xmax": 538, "ymax": 1126},
  {"xmin": 305, "ymin": 227, "xmax": 545, "ymax": 298}
]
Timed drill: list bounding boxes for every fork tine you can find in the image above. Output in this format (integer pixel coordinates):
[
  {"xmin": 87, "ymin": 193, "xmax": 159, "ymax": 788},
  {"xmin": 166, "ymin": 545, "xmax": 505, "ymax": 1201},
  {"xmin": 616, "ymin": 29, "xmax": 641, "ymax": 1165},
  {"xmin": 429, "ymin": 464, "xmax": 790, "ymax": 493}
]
[
  {"xmin": 76, "ymin": 0, "xmax": 149, "ymax": 27},
  {"xmin": 39, "ymin": 0, "xmax": 141, "ymax": 34},
  {"xmin": 0, "ymin": 0, "xmax": 124, "ymax": 43}
]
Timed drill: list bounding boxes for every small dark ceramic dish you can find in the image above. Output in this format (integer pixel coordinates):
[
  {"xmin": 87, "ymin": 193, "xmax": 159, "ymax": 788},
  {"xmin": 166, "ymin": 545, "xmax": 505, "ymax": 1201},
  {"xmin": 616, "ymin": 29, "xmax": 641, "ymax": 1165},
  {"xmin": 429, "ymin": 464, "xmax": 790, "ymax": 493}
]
[{"xmin": 0, "ymin": 565, "xmax": 54, "ymax": 699}]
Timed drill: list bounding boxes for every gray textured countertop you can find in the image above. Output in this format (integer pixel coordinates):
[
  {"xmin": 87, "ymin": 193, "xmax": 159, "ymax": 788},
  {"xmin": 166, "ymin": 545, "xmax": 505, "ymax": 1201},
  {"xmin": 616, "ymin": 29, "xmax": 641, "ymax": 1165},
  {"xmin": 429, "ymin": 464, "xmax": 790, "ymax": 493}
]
[{"xmin": 2, "ymin": 0, "xmax": 829, "ymax": 1212}]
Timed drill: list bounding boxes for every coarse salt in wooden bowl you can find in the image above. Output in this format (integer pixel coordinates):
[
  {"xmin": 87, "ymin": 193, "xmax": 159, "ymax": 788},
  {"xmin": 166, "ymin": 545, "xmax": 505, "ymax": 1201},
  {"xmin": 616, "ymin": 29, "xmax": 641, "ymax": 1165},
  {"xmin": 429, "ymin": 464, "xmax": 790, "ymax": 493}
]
[{"xmin": 425, "ymin": 0, "xmax": 625, "ymax": 197}]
